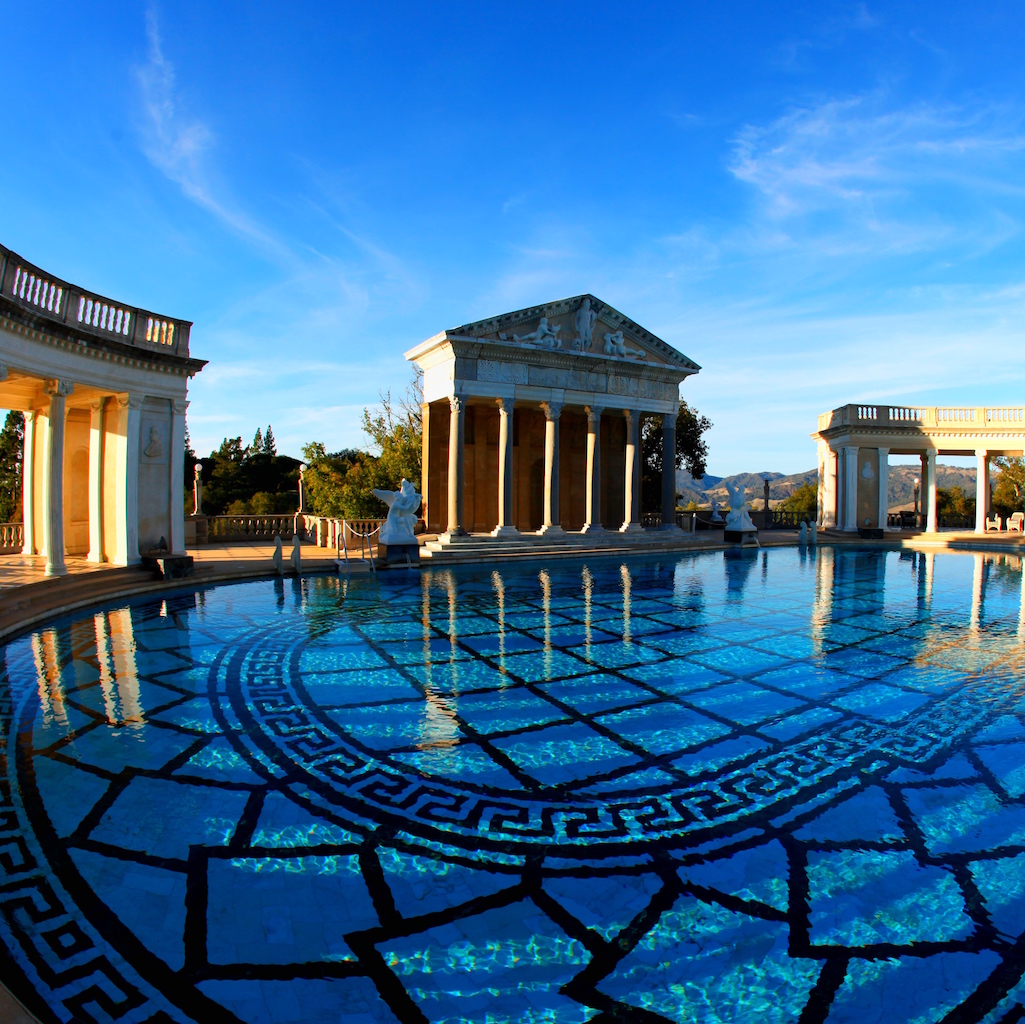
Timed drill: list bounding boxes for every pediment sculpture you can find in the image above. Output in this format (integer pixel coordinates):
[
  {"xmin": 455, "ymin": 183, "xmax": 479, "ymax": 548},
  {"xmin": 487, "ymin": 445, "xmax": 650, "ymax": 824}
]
[
  {"xmin": 510, "ymin": 317, "xmax": 562, "ymax": 349},
  {"xmin": 603, "ymin": 330, "xmax": 646, "ymax": 360}
]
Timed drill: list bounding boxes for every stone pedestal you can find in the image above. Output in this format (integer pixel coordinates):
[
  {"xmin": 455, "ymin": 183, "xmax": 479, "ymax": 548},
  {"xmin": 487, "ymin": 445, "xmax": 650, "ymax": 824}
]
[
  {"xmin": 724, "ymin": 527, "xmax": 759, "ymax": 546},
  {"xmin": 142, "ymin": 553, "xmax": 195, "ymax": 578},
  {"xmin": 378, "ymin": 542, "xmax": 420, "ymax": 566}
]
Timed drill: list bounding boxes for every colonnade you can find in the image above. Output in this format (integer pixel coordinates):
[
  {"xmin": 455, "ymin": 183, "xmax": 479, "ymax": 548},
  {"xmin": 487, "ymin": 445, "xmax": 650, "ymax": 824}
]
[
  {"xmin": 819, "ymin": 444, "xmax": 996, "ymax": 534},
  {"xmin": 438, "ymin": 397, "xmax": 679, "ymax": 537},
  {"xmin": 19, "ymin": 377, "xmax": 187, "ymax": 575}
]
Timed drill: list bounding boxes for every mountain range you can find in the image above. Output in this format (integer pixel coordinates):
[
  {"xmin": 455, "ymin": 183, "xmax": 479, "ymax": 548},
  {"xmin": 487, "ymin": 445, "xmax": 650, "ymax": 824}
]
[{"xmin": 678, "ymin": 464, "xmax": 982, "ymax": 510}]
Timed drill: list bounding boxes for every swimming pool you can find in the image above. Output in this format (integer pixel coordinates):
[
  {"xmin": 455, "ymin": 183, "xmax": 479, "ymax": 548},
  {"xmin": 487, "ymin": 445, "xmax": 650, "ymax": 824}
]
[{"xmin": 1, "ymin": 547, "xmax": 1024, "ymax": 1023}]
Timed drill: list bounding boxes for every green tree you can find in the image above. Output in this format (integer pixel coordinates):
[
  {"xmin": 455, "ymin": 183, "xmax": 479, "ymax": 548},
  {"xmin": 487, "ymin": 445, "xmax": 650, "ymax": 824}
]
[
  {"xmin": 0, "ymin": 411, "xmax": 25, "ymax": 523},
  {"xmin": 937, "ymin": 485, "xmax": 975, "ymax": 521},
  {"xmin": 263, "ymin": 425, "xmax": 277, "ymax": 456},
  {"xmin": 641, "ymin": 400, "xmax": 712, "ymax": 513},
  {"xmin": 777, "ymin": 481, "xmax": 818, "ymax": 519},
  {"xmin": 200, "ymin": 435, "xmax": 300, "ymax": 515},
  {"xmin": 299, "ymin": 371, "xmax": 424, "ymax": 519},
  {"xmin": 993, "ymin": 457, "xmax": 1025, "ymax": 516},
  {"xmin": 251, "ymin": 427, "xmax": 263, "ymax": 453}
]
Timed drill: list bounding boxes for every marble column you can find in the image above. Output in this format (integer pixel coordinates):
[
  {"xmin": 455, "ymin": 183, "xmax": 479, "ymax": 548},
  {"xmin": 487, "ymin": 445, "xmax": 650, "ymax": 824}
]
[
  {"xmin": 842, "ymin": 445, "xmax": 859, "ymax": 531},
  {"xmin": 114, "ymin": 394, "xmax": 142, "ymax": 566},
  {"xmin": 170, "ymin": 399, "xmax": 188, "ymax": 554},
  {"xmin": 43, "ymin": 379, "xmax": 73, "ymax": 576},
  {"xmin": 975, "ymin": 449, "xmax": 989, "ymax": 533},
  {"xmin": 583, "ymin": 405, "xmax": 604, "ymax": 532},
  {"xmin": 661, "ymin": 411, "xmax": 679, "ymax": 529},
  {"xmin": 21, "ymin": 410, "xmax": 37, "ymax": 555},
  {"xmin": 538, "ymin": 402, "xmax": 563, "ymax": 535},
  {"xmin": 877, "ymin": 447, "xmax": 890, "ymax": 531},
  {"xmin": 446, "ymin": 396, "xmax": 466, "ymax": 537},
  {"xmin": 821, "ymin": 446, "xmax": 838, "ymax": 528},
  {"xmin": 621, "ymin": 409, "xmax": 642, "ymax": 532},
  {"xmin": 88, "ymin": 400, "xmax": 105, "ymax": 562},
  {"xmin": 925, "ymin": 448, "xmax": 938, "ymax": 533},
  {"xmin": 493, "ymin": 397, "xmax": 519, "ymax": 538}
]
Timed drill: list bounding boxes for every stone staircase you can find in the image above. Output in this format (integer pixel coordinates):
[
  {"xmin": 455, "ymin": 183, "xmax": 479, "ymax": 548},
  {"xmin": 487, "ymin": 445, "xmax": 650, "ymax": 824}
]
[{"xmin": 418, "ymin": 528, "xmax": 726, "ymax": 565}]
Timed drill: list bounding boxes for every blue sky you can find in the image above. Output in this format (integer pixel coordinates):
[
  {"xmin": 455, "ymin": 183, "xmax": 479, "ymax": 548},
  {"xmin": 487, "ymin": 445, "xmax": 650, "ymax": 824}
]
[{"xmin": 3, "ymin": 2, "xmax": 1025, "ymax": 474}]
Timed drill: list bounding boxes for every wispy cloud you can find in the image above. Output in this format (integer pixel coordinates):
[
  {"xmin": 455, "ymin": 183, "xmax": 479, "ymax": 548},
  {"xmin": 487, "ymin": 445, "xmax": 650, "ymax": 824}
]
[{"xmin": 729, "ymin": 95, "xmax": 1025, "ymax": 244}]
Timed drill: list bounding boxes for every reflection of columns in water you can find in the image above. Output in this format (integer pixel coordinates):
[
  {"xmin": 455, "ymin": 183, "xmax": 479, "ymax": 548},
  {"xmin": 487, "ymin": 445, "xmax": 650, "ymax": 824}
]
[
  {"xmin": 970, "ymin": 553, "xmax": 985, "ymax": 632},
  {"xmin": 582, "ymin": 565, "xmax": 594, "ymax": 656},
  {"xmin": 921, "ymin": 552, "xmax": 935, "ymax": 607},
  {"xmin": 539, "ymin": 569, "xmax": 553, "ymax": 677},
  {"xmin": 31, "ymin": 629, "xmax": 69, "ymax": 729},
  {"xmin": 94, "ymin": 608, "xmax": 143, "ymax": 727},
  {"xmin": 810, "ymin": 545, "xmax": 834, "ymax": 655},
  {"xmin": 492, "ymin": 569, "xmax": 506, "ymax": 663},
  {"xmin": 620, "ymin": 564, "xmax": 633, "ymax": 644},
  {"xmin": 1018, "ymin": 558, "xmax": 1025, "ymax": 639}
]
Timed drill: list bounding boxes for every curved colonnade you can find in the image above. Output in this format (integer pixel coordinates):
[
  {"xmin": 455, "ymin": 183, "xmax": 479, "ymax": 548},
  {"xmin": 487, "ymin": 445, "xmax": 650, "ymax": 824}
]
[{"xmin": 0, "ymin": 243, "xmax": 205, "ymax": 575}]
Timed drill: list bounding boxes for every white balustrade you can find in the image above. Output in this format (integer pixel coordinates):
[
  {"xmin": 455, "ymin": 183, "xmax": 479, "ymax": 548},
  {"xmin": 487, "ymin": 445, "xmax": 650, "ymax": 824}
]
[
  {"xmin": 145, "ymin": 317, "xmax": 175, "ymax": 347},
  {"xmin": 888, "ymin": 407, "xmax": 923, "ymax": 422},
  {"xmin": 12, "ymin": 266, "xmax": 63, "ymax": 315},
  {"xmin": 77, "ymin": 295, "xmax": 132, "ymax": 337},
  {"xmin": 0, "ymin": 522, "xmax": 24, "ymax": 551},
  {"xmin": 986, "ymin": 407, "xmax": 1024, "ymax": 423}
]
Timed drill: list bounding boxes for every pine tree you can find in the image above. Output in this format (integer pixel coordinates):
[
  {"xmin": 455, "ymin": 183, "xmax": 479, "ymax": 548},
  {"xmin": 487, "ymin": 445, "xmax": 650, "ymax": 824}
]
[
  {"xmin": 263, "ymin": 425, "xmax": 277, "ymax": 456},
  {"xmin": 0, "ymin": 411, "xmax": 25, "ymax": 523},
  {"xmin": 251, "ymin": 427, "xmax": 263, "ymax": 455}
]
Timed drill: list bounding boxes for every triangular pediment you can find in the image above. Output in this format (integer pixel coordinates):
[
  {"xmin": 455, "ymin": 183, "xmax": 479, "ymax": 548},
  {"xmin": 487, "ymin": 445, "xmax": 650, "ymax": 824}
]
[{"xmin": 446, "ymin": 294, "xmax": 700, "ymax": 371}]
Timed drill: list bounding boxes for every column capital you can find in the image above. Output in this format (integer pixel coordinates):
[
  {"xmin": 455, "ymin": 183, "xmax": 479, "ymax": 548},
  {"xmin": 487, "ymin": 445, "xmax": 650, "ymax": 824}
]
[
  {"xmin": 540, "ymin": 401, "xmax": 563, "ymax": 421},
  {"xmin": 585, "ymin": 405, "xmax": 604, "ymax": 426},
  {"xmin": 43, "ymin": 379, "xmax": 73, "ymax": 398},
  {"xmin": 89, "ymin": 399, "xmax": 105, "ymax": 412},
  {"xmin": 449, "ymin": 395, "xmax": 465, "ymax": 414},
  {"xmin": 623, "ymin": 408, "xmax": 639, "ymax": 424},
  {"xmin": 496, "ymin": 397, "xmax": 513, "ymax": 416},
  {"xmin": 173, "ymin": 399, "xmax": 189, "ymax": 415},
  {"xmin": 877, "ymin": 446, "xmax": 890, "ymax": 456},
  {"xmin": 975, "ymin": 448, "xmax": 989, "ymax": 458},
  {"xmin": 118, "ymin": 393, "xmax": 144, "ymax": 410}
]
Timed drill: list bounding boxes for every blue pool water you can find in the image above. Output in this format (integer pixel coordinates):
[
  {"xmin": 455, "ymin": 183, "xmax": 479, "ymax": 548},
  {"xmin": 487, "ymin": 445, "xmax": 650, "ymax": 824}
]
[{"xmin": 2, "ymin": 547, "xmax": 1025, "ymax": 1022}]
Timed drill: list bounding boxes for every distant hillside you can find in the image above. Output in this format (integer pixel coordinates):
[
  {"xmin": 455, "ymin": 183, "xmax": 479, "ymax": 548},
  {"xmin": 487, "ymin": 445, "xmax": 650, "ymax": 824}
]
[{"xmin": 677, "ymin": 464, "xmax": 983, "ymax": 510}]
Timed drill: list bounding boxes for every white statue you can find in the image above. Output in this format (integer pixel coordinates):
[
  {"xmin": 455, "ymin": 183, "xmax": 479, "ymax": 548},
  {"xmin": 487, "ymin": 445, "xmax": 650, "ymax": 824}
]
[
  {"xmin": 193, "ymin": 464, "xmax": 203, "ymax": 515},
  {"xmin": 573, "ymin": 298, "xmax": 597, "ymax": 350},
  {"xmin": 272, "ymin": 535, "xmax": 283, "ymax": 575},
  {"xmin": 724, "ymin": 480, "xmax": 756, "ymax": 532},
  {"xmin": 710, "ymin": 499, "xmax": 723, "ymax": 523},
  {"xmin": 603, "ymin": 330, "xmax": 646, "ymax": 359},
  {"xmin": 798, "ymin": 521, "xmax": 808, "ymax": 545},
  {"xmin": 513, "ymin": 317, "xmax": 561, "ymax": 349},
  {"xmin": 374, "ymin": 478, "xmax": 423, "ymax": 545},
  {"xmin": 290, "ymin": 534, "xmax": 302, "ymax": 573},
  {"xmin": 810, "ymin": 521, "xmax": 818, "ymax": 545}
]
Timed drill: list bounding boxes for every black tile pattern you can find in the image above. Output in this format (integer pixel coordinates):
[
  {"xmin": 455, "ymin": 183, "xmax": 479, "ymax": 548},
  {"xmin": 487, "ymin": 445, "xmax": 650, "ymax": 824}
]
[{"xmin": 0, "ymin": 549, "xmax": 1023, "ymax": 1021}]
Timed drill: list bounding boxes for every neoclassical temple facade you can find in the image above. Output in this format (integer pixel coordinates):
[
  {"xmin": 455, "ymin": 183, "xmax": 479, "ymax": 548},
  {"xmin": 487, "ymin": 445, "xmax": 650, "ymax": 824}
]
[
  {"xmin": 813, "ymin": 403, "xmax": 1025, "ymax": 533},
  {"xmin": 406, "ymin": 295, "xmax": 700, "ymax": 538},
  {"xmin": 0, "ymin": 243, "xmax": 205, "ymax": 574}
]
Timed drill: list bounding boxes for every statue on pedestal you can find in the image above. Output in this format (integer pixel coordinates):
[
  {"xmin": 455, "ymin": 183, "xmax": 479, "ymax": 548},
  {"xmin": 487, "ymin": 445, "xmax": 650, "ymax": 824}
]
[
  {"xmin": 374, "ymin": 479, "xmax": 423, "ymax": 546},
  {"xmin": 725, "ymin": 480, "xmax": 756, "ymax": 533}
]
